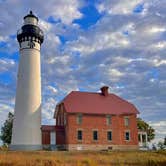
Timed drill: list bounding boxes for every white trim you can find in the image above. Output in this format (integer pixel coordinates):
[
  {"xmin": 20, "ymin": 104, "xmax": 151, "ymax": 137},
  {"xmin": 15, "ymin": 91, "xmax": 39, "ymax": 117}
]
[
  {"xmin": 124, "ymin": 116, "xmax": 130, "ymax": 126},
  {"xmin": 125, "ymin": 130, "xmax": 130, "ymax": 141}
]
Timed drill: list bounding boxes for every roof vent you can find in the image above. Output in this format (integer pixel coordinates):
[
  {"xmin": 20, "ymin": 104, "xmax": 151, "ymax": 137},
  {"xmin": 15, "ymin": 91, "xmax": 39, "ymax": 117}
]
[{"xmin": 100, "ymin": 86, "xmax": 109, "ymax": 96}]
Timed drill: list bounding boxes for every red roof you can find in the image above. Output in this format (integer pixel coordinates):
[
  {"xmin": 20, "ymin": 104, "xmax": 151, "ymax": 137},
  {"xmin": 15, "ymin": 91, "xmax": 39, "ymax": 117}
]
[{"xmin": 61, "ymin": 91, "xmax": 139, "ymax": 115}]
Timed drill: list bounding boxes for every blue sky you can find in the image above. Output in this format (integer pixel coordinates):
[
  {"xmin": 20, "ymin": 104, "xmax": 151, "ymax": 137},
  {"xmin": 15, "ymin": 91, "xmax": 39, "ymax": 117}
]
[{"xmin": 0, "ymin": 0, "xmax": 166, "ymax": 144}]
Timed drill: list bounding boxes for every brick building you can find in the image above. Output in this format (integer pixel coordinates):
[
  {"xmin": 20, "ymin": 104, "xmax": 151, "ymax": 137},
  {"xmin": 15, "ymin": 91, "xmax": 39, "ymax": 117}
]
[{"xmin": 41, "ymin": 86, "xmax": 139, "ymax": 150}]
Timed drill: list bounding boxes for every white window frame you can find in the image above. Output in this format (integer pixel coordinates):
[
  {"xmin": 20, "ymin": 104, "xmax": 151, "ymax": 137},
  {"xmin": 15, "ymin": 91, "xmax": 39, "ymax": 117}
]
[
  {"xmin": 124, "ymin": 116, "xmax": 129, "ymax": 126},
  {"xmin": 60, "ymin": 112, "xmax": 63, "ymax": 126},
  {"xmin": 50, "ymin": 131, "xmax": 56, "ymax": 145},
  {"xmin": 64, "ymin": 113, "xmax": 66, "ymax": 125},
  {"xmin": 77, "ymin": 129, "xmax": 83, "ymax": 141},
  {"xmin": 93, "ymin": 130, "xmax": 98, "ymax": 141},
  {"xmin": 125, "ymin": 130, "xmax": 130, "ymax": 141},
  {"xmin": 77, "ymin": 113, "xmax": 82, "ymax": 125},
  {"xmin": 58, "ymin": 115, "xmax": 60, "ymax": 126},
  {"xmin": 106, "ymin": 115, "xmax": 111, "ymax": 125},
  {"xmin": 107, "ymin": 130, "xmax": 112, "ymax": 141}
]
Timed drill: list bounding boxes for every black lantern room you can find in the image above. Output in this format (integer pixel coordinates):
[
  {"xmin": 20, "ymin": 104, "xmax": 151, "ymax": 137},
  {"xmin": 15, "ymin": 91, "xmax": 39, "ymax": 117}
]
[{"xmin": 17, "ymin": 11, "xmax": 44, "ymax": 45}]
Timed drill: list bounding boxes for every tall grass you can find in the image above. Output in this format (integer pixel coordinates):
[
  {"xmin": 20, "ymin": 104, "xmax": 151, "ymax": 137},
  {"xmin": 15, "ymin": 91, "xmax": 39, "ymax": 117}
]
[{"xmin": 0, "ymin": 150, "xmax": 165, "ymax": 166}]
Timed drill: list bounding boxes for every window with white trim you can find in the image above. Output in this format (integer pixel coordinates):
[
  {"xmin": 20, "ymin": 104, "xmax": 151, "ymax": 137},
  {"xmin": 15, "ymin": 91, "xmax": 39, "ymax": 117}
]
[
  {"xmin": 57, "ymin": 115, "xmax": 60, "ymax": 126},
  {"xmin": 107, "ymin": 131, "xmax": 112, "ymax": 141},
  {"xmin": 106, "ymin": 115, "xmax": 111, "ymax": 125},
  {"xmin": 93, "ymin": 130, "xmax": 98, "ymax": 140},
  {"xmin": 124, "ymin": 116, "xmax": 129, "ymax": 126},
  {"xmin": 125, "ymin": 131, "xmax": 130, "ymax": 141},
  {"xmin": 77, "ymin": 130, "xmax": 82, "ymax": 140},
  {"xmin": 64, "ymin": 113, "xmax": 66, "ymax": 125},
  {"xmin": 77, "ymin": 114, "xmax": 82, "ymax": 124}
]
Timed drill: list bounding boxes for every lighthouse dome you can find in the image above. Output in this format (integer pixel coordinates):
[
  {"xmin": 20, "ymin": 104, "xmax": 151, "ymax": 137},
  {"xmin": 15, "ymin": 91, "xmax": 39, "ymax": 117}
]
[{"xmin": 24, "ymin": 11, "xmax": 38, "ymax": 26}]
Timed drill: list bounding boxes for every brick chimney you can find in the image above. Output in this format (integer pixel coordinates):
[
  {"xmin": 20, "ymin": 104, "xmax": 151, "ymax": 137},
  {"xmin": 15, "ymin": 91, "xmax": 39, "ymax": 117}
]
[{"xmin": 100, "ymin": 86, "xmax": 109, "ymax": 96}]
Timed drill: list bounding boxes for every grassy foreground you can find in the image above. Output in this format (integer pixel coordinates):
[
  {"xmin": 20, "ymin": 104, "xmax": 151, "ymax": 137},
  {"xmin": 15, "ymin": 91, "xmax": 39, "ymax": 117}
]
[{"xmin": 0, "ymin": 150, "xmax": 166, "ymax": 166}]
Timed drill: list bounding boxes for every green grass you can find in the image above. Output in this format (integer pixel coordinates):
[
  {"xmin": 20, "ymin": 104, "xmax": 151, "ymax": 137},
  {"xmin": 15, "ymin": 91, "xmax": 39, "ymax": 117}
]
[{"xmin": 0, "ymin": 150, "xmax": 165, "ymax": 166}]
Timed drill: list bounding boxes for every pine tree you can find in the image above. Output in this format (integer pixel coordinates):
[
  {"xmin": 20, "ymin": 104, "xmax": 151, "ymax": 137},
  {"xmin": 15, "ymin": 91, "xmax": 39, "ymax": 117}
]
[{"xmin": 0, "ymin": 112, "xmax": 14, "ymax": 145}]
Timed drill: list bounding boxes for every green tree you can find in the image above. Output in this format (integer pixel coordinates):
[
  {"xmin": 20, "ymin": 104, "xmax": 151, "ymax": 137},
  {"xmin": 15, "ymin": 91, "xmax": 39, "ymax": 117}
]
[
  {"xmin": 157, "ymin": 141, "xmax": 165, "ymax": 150},
  {"xmin": 0, "ymin": 112, "xmax": 14, "ymax": 145},
  {"xmin": 164, "ymin": 136, "xmax": 166, "ymax": 146},
  {"xmin": 137, "ymin": 118, "xmax": 155, "ymax": 142}
]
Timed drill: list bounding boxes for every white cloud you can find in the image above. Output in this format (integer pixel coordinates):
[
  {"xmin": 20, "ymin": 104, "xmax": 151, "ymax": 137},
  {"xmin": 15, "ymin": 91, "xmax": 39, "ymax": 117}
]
[
  {"xmin": 49, "ymin": 1, "xmax": 82, "ymax": 24},
  {"xmin": 0, "ymin": 58, "xmax": 15, "ymax": 72},
  {"xmin": 152, "ymin": 59, "xmax": 166, "ymax": 67},
  {"xmin": 41, "ymin": 30, "xmax": 61, "ymax": 53},
  {"xmin": 153, "ymin": 41, "xmax": 166, "ymax": 49},
  {"xmin": 47, "ymin": 86, "xmax": 58, "ymax": 94},
  {"xmin": 149, "ymin": 120, "xmax": 166, "ymax": 143},
  {"xmin": 67, "ymin": 31, "xmax": 130, "ymax": 56},
  {"xmin": 47, "ymin": 55, "xmax": 70, "ymax": 65},
  {"xmin": 97, "ymin": 0, "xmax": 144, "ymax": 15},
  {"xmin": 39, "ymin": 20, "xmax": 52, "ymax": 33},
  {"xmin": 111, "ymin": 0, "xmax": 143, "ymax": 15},
  {"xmin": 0, "ymin": 36, "xmax": 8, "ymax": 42},
  {"xmin": 42, "ymin": 98, "xmax": 57, "ymax": 125},
  {"xmin": 108, "ymin": 69, "xmax": 124, "ymax": 80},
  {"xmin": 148, "ymin": 26, "xmax": 166, "ymax": 33}
]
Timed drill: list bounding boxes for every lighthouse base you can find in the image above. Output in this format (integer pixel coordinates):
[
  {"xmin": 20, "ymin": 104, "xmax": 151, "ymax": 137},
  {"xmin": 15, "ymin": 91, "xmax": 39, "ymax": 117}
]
[{"xmin": 10, "ymin": 144, "xmax": 42, "ymax": 151}]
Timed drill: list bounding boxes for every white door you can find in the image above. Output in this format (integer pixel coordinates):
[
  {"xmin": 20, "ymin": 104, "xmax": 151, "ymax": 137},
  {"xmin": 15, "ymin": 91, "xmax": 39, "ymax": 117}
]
[{"xmin": 50, "ymin": 131, "xmax": 56, "ymax": 145}]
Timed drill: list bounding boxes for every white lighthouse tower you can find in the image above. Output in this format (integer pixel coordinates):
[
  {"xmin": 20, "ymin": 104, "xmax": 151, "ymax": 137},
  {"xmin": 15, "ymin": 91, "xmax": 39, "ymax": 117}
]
[{"xmin": 11, "ymin": 11, "xmax": 44, "ymax": 150}]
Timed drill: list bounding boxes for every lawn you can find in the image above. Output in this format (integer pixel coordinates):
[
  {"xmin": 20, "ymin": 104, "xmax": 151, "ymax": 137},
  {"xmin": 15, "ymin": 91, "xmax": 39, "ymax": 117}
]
[{"xmin": 0, "ymin": 150, "xmax": 165, "ymax": 166}]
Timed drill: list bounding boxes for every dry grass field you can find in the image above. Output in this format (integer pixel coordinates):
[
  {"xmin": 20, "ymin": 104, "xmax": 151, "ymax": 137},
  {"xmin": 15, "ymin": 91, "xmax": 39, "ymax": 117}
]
[{"xmin": 0, "ymin": 150, "xmax": 166, "ymax": 166}]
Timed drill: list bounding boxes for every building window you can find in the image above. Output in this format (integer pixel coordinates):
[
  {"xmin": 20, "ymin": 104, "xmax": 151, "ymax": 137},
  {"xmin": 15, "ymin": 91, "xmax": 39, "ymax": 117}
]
[
  {"xmin": 106, "ymin": 115, "xmax": 111, "ymax": 125},
  {"xmin": 77, "ymin": 114, "xmax": 82, "ymax": 124},
  {"xmin": 107, "ymin": 131, "xmax": 112, "ymax": 141},
  {"xmin": 57, "ymin": 115, "xmax": 60, "ymax": 126},
  {"xmin": 60, "ymin": 113, "xmax": 63, "ymax": 126},
  {"xmin": 77, "ymin": 130, "xmax": 82, "ymax": 140},
  {"xmin": 124, "ymin": 116, "xmax": 129, "ymax": 126},
  {"xmin": 64, "ymin": 113, "xmax": 66, "ymax": 125},
  {"xmin": 93, "ymin": 130, "xmax": 98, "ymax": 140},
  {"xmin": 125, "ymin": 131, "xmax": 130, "ymax": 141}
]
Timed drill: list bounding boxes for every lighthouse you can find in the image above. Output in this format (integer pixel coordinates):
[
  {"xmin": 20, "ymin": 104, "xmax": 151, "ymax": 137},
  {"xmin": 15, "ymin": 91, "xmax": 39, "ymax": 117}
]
[{"xmin": 11, "ymin": 11, "xmax": 44, "ymax": 150}]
